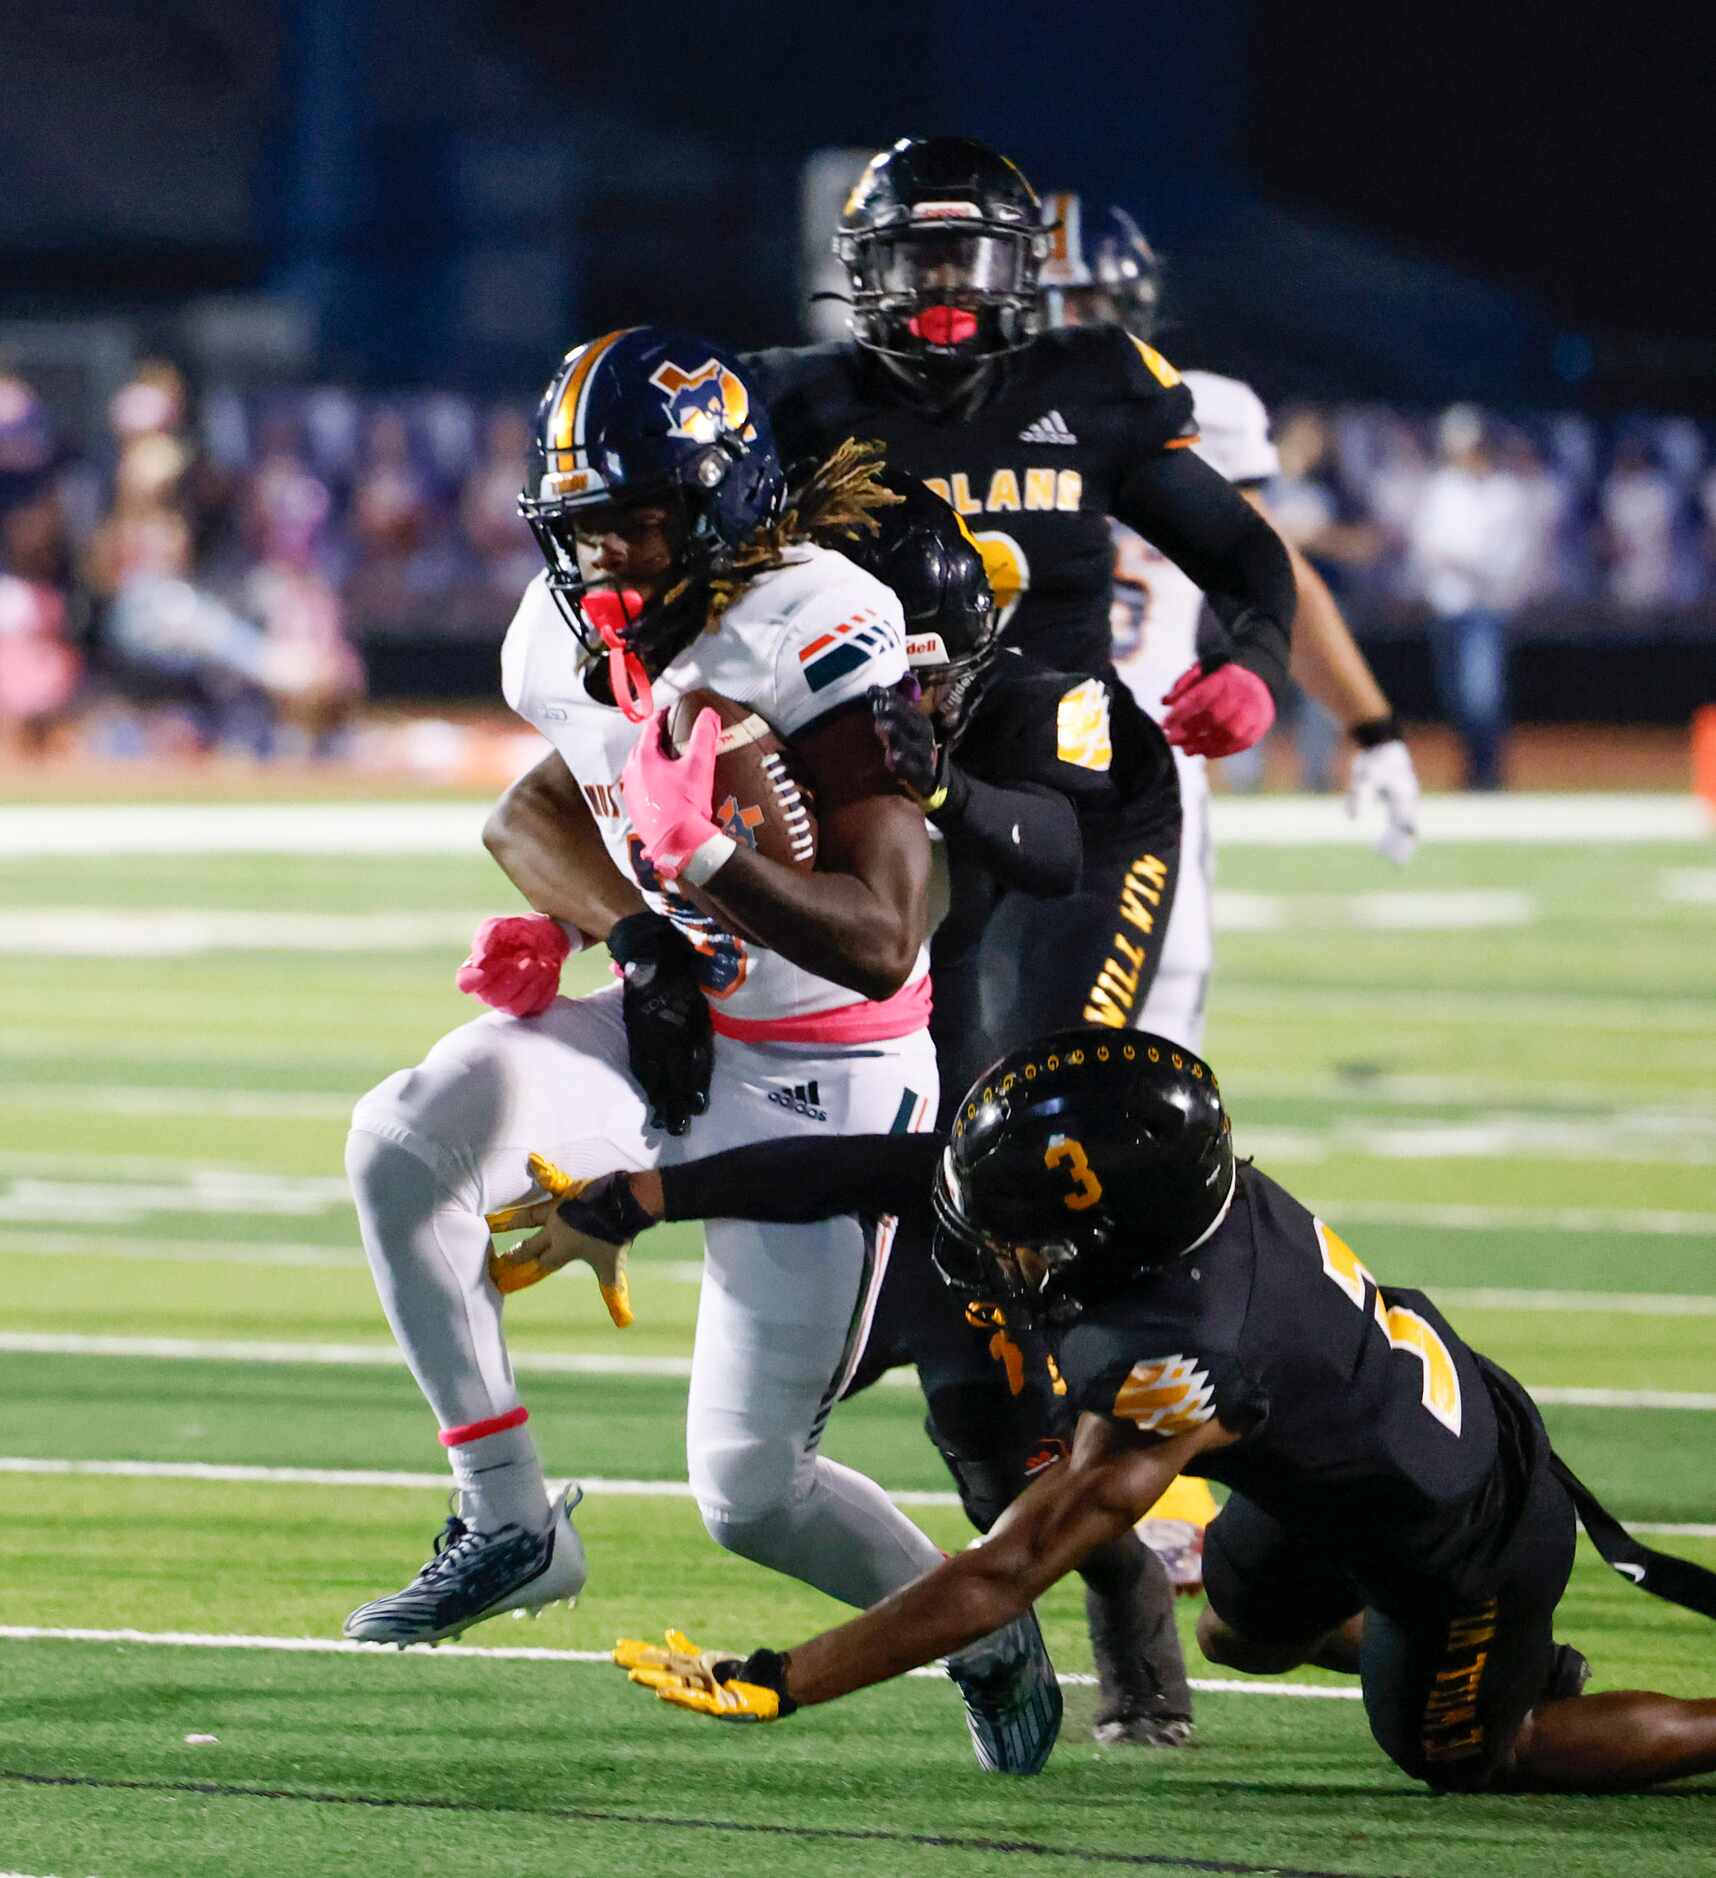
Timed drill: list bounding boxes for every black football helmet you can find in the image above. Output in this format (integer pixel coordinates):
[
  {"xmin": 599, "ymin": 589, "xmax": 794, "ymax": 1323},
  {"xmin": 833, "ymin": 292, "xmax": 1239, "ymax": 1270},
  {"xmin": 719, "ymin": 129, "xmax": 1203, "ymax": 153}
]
[
  {"xmin": 835, "ymin": 137, "xmax": 1049, "ymax": 386},
  {"xmin": 830, "ymin": 471, "xmax": 1000, "ymax": 745},
  {"xmin": 1039, "ymin": 192, "xmax": 1163, "ymax": 341},
  {"xmin": 519, "ymin": 326, "xmax": 786, "ymax": 719},
  {"xmin": 931, "ymin": 1027, "xmax": 1236, "ymax": 1322}
]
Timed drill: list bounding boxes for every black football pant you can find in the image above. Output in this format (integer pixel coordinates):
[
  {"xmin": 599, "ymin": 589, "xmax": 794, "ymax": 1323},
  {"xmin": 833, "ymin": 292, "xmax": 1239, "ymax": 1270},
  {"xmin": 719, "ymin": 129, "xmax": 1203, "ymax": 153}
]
[
  {"xmin": 1203, "ymin": 1372, "xmax": 1578, "ymax": 1791},
  {"xmin": 933, "ymin": 826, "xmax": 1182, "ymax": 1110}
]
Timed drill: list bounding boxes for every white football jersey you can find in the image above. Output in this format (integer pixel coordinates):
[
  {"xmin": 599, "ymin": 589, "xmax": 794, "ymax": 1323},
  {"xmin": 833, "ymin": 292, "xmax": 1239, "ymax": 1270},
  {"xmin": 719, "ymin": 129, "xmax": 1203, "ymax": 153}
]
[
  {"xmin": 501, "ymin": 542, "xmax": 927, "ymax": 1025},
  {"xmin": 1110, "ymin": 369, "xmax": 1279, "ymax": 734}
]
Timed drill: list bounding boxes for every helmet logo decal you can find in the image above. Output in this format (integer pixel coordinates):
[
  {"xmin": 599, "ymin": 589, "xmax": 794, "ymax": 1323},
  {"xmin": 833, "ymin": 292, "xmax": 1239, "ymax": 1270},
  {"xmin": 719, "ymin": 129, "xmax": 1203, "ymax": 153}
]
[{"xmin": 649, "ymin": 358, "xmax": 752, "ymax": 444}]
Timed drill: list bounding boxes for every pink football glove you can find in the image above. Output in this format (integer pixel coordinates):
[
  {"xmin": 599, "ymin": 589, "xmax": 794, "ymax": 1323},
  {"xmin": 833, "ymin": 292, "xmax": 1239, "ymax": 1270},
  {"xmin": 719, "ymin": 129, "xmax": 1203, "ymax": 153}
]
[
  {"xmin": 621, "ymin": 706, "xmax": 723, "ymax": 882},
  {"xmin": 455, "ymin": 914, "xmax": 573, "ymax": 1018},
  {"xmin": 1161, "ymin": 660, "xmax": 1276, "ymax": 759}
]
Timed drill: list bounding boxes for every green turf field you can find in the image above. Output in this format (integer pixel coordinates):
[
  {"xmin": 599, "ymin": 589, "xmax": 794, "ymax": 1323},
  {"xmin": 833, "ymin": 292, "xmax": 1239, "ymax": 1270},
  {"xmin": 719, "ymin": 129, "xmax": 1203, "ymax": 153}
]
[{"xmin": 2, "ymin": 807, "xmax": 1714, "ymax": 1877}]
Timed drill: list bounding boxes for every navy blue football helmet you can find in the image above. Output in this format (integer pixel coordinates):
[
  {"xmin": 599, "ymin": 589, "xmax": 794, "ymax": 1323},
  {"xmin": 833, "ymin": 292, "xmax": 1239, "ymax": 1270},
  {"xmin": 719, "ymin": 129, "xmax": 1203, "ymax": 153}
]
[
  {"xmin": 519, "ymin": 327, "xmax": 786, "ymax": 715},
  {"xmin": 1039, "ymin": 193, "xmax": 1163, "ymax": 341}
]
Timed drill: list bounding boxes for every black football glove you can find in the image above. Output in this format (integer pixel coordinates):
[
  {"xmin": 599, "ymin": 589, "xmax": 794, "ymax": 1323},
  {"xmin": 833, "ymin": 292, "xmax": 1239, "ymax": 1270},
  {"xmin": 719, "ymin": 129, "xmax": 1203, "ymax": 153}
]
[
  {"xmin": 870, "ymin": 683, "xmax": 951, "ymax": 809},
  {"xmin": 607, "ymin": 911, "xmax": 714, "ymax": 1137}
]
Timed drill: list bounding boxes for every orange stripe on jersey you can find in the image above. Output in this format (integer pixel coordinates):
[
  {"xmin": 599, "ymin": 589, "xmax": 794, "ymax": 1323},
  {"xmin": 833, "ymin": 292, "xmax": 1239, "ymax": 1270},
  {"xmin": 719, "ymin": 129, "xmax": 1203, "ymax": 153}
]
[
  {"xmin": 1164, "ymin": 433, "xmax": 1202, "ymax": 449},
  {"xmin": 551, "ymin": 327, "xmax": 636, "ymax": 454},
  {"xmin": 1128, "ymin": 335, "xmax": 1183, "ymax": 388}
]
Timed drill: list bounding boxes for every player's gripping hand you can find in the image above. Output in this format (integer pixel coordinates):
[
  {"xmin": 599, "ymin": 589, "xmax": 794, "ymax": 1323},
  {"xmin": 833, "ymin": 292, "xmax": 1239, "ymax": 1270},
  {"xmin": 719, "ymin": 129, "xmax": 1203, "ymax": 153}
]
[
  {"xmin": 455, "ymin": 913, "xmax": 573, "ymax": 1018},
  {"xmin": 869, "ymin": 682, "xmax": 948, "ymax": 806},
  {"xmin": 620, "ymin": 705, "xmax": 724, "ymax": 883},
  {"xmin": 485, "ymin": 1154, "xmax": 646, "ymax": 1324},
  {"xmin": 607, "ymin": 910, "xmax": 714, "ymax": 1136},
  {"xmin": 1161, "ymin": 659, "xmax": 1275, "ymax": 759},
  {"xmin": 614, "ymin": 1630, "xmax": 795, "ymax": 1722},
  {"xmin": 1347, "ymin": 724, "xmax": 1420, "ymax": 866}
]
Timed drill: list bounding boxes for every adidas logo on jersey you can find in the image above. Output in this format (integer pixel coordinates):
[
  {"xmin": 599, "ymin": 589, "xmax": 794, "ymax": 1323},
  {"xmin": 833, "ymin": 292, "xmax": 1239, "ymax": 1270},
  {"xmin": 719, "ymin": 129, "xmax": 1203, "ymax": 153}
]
[
  {"xmin": 768, "ymin": 1079, "xmax": 828, "ymax": 1122},
  {"xmin": 1018, "ymin": 409, "xmax": 1078, "ymax": 446}
]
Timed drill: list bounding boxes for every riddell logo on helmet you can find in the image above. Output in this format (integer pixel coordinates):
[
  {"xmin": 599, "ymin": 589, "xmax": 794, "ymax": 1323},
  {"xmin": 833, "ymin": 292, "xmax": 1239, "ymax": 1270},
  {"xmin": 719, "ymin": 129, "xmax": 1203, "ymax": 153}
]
[
  {"xmin": 905, "ymin": 633, "xmax": 950, "ymax": 663},
  {"xmin": 911, "ymin": 200, "xmax": 982, "ymax": 221},
  {"xmin": 649, "ymin": 359, "xmax": 752, "ymax": 445}
]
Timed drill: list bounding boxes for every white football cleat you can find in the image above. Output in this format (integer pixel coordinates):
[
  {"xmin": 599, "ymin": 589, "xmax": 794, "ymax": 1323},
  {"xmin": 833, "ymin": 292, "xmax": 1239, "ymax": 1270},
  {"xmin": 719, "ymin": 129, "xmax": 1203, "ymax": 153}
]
[{"xmin": 344, "ymin": 1486, "xmax": 586, "ymax": 1646}]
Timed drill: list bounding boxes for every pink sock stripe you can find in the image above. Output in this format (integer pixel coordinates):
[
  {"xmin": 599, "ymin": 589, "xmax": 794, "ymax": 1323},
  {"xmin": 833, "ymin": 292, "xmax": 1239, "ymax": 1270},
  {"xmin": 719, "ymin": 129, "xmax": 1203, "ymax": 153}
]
[{"xmin": 438, "ymin": 1405, "xmax": 529, "ymax": 1448}]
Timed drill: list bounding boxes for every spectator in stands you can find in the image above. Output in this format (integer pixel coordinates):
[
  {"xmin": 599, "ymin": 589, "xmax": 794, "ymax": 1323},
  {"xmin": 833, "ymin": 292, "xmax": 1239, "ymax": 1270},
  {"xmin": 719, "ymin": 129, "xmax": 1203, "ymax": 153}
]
[
  {"xmin": 1259, "ymin": 406, "xmax": 1390, "ymax": 790},
  {"xmin": 346, "ymin": 406, "xmax": 439, "ymax": 629},
  {"xmin": 0, "ymin": 374, "xmax": 81, "ymax": 755},
  {"xmin": 1600, "ymin": 436, "xmax": 1679, "ymax": 610},
  {"xmin": 242, "ymin": 464, "xmax": 365, "ymax": 760},
  {"xmin": 1408, "ymin": 406, "xmax": 1537, "ymax": 790},
  {"xmin": 459, "ymin": 405, "xmax": 539, "ymax": 597}
]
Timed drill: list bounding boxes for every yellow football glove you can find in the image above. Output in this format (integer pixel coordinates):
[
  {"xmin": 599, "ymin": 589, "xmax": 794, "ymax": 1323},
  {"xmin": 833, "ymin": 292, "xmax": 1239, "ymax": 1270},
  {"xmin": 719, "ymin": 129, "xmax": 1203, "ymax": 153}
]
[
  {"xmin": 484, "ymin": 1152, "xmax": 634, "ymax": 1326},
  {"xmin": 612, "ymin": 1630, "xmax": 785, "ymax": 1722}
]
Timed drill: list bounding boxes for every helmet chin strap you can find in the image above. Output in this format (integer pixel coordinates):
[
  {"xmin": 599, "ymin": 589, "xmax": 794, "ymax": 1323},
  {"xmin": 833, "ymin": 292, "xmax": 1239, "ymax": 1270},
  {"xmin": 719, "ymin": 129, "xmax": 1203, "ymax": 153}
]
[{"xmin": 580, "ymin": 588, "xmax": 655, "ymax": 723}]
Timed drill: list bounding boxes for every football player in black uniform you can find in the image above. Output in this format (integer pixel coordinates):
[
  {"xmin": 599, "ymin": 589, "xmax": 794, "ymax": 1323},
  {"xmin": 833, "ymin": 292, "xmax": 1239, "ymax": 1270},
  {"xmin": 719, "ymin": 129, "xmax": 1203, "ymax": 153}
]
[
  {"xmin": 838, "ymin": 472, "xmax": 1196, "ymax": 1744},
  {"xmin": 501, "ymin": 1034, "xmax": 1716, "ymax": 1793},
  {"xmin": 745, "ymin": 133, "xmax": 1297, "ymax": 800}
]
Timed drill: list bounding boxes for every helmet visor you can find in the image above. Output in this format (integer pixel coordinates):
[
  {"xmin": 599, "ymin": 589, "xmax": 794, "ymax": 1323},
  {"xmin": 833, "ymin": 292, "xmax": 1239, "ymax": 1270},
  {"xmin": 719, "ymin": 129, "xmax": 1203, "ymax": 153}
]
[{"xmin": 864, "ymin": 230, "xmax": 1030, "ymax": 300}]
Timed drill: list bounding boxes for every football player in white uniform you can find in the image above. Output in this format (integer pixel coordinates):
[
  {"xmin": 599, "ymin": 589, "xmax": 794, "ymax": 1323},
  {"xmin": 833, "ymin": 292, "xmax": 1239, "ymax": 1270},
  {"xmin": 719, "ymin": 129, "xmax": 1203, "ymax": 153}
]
[
  {"xmin": 1043, "ymin": 197, "xmax": 1422, "ymax": 1051},
  {"xmin": 342, "ymin": 326, "xmax": 1058, "ymax": 1767}
]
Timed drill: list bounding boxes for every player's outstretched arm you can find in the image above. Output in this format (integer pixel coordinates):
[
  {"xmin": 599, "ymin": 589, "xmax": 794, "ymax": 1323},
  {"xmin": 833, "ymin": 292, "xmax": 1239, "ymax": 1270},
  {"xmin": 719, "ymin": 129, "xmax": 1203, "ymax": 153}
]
[
  {"xmin": 1115, "ymin": 446, "xmax": 1296, "ymax": 717},
  {"xmin": 626, "ymin": 1412, "xmax": 1237, "ymax": 1720},
  {"xmin": 647, "ymin": 703, "xmax": 932, "ymax": 1001},
  {"xmin": 483, "ymin": 749, "xmax": 647, "ymax": 938},
  {"xmin": 492, "ymin": 1134, "xmax": 945, "ymax": 1296}
]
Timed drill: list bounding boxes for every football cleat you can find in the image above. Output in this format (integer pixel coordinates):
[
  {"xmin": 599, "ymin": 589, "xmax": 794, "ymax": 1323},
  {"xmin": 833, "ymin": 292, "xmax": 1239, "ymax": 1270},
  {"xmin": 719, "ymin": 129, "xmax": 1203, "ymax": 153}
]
[
  {"xmin": 1543, "ymin": 1641, "xmax": 1592, "ymax": 1703},
  {"xmin": 343, "ymin": 1486, "xmax": 586, "ymax": 1646},
  {"xmin": 944, "ymin": 1606, "xmax": 1063, "ymax": 1775},
  {"xmin": 1085, "ymin": 1571, "xmax": 1194, "ymax": 1749}
]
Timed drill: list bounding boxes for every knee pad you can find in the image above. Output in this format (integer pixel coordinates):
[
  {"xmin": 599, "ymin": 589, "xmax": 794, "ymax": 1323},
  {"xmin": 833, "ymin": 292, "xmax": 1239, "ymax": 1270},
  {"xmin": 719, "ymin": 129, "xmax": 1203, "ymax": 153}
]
[{"xmin": 690, "ymin": 1431, "xmax": 808, "ymax": 1534}]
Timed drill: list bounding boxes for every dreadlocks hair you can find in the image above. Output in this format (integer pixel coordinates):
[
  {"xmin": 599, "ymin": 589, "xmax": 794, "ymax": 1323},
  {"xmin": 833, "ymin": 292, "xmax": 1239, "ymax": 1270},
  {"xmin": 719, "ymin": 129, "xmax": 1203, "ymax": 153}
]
[{"xmin": 702, "ymin": 437, "xmax": 903, "ymax": 629}]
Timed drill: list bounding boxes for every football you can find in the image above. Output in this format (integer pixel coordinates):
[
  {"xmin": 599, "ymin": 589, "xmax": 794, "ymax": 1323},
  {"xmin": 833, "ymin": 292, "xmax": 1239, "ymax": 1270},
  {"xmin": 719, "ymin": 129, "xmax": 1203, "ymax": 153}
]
[{"xmin": 668, "ymin": 687, "xmax": 818, "ymax": 872}]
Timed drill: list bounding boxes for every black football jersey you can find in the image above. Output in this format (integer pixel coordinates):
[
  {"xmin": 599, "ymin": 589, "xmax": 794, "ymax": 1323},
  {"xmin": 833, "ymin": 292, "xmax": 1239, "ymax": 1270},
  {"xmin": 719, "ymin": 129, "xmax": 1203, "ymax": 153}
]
[
  {"xmin": 744, "ymin": 327, "xmax": 1198, "ymax": 681},
  {"xmin": 1055, "ymin": 1167, "xmax": 1506, "ymax": 1601}
]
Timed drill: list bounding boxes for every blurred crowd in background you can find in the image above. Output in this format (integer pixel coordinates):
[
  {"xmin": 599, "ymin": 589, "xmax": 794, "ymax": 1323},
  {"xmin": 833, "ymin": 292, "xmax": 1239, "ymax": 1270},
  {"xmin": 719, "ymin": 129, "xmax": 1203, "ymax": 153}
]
[{"xmin": 3, "ymin": 360, "xmax": 1714, "ymax": 774}]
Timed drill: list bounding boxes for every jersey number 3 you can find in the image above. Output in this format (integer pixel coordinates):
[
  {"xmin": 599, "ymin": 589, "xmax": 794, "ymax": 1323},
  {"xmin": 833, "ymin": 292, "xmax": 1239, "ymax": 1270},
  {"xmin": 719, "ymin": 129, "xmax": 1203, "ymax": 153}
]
[{"xmin": 1314, "ymin": 1220, "xmax": 1463, "ymax": 1437}]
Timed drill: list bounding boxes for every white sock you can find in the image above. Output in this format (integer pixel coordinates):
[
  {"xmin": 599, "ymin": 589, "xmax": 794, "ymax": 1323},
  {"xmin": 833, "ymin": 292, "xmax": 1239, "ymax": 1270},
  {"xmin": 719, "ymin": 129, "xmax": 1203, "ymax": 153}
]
[{"xmin": 445, "ymin": 1418, "xmax": 553, "ymax": 1534}]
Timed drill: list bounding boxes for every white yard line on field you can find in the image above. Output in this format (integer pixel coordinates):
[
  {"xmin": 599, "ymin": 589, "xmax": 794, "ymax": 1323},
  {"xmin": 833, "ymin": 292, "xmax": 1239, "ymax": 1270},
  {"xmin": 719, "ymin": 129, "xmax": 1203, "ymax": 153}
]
[
  {"xmin": 1314, "ymin": 1198, "xmax": 1716, "ymax": 1238},
  {"xmin": 1219, "ymin": 983, "xmax": 1716, "ymax": 1036},
  {"xmin": 7, "ymin": 1456, "xmax": 1710, "ymax": 1544},
  {"xmin": 9, "ymin": 1068, "xmax": 1716, "ymax": 1120},
  {"xmin": 1213, "ymin": 890, "xmax": 1536, "ymax": 933},
  {"xmin": 2, "ymin": 792, "xmax": 1705, "ymax": 857},
  {"xmin": 1437, "ymin": 1287, "xmax": 1716, "ymax": 1316},
  {"xmin": 0, "ymin": 910, "xmax": 488, "ymax": 957},
  {"xmin": 9, "ymin": 1233, "xmax": 1716, "ymax": 1308},
  {"xmin": 0, "ymin": 1623, "xmax": 1361, "ymax": 1700},
  {"xmin": 6, "ymin": 1333, "xmax": 1716, "ymax": 1410},
  {"xmin": 0, "ymin": 1083, "xmax": 357, "ymax": 1121}
]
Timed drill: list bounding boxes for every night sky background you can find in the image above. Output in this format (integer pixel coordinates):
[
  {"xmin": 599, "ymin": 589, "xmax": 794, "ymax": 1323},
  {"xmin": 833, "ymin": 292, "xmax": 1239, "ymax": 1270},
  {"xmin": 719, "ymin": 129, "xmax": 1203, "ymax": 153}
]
[{"xmin": 1, "ymin": 0, "xmax": 1710, "ymax": 411}]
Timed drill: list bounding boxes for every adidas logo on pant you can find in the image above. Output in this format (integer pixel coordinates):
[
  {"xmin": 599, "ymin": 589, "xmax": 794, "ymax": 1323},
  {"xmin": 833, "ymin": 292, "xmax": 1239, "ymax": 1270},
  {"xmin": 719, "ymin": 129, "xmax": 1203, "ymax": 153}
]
[
  {"xmin": 1017, "ymin": 409, "xmax": 1078, "ymax": 445},
  {"xmin": 768, "ymin": 1080, "xmax": 828, "ymax": 1122}
]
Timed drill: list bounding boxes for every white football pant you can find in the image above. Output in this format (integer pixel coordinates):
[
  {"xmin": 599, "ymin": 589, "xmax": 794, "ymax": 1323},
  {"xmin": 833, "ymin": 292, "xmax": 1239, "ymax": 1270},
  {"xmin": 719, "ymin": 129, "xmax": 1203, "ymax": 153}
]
[
  {"xmin": 1137, "ymin": 755, "xmax": 1213, "ymax": 1053},
  {"xmin": 347, "ymin": 985, "xmax": 945, "ymax": 1608}
]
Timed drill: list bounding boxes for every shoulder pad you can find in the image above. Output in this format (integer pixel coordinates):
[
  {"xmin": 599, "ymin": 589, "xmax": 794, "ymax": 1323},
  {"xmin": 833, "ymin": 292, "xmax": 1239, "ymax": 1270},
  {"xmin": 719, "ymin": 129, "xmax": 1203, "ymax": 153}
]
[{"xmin": 766, "ymin": 549, "xmax": 909, "ymax": 736}]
